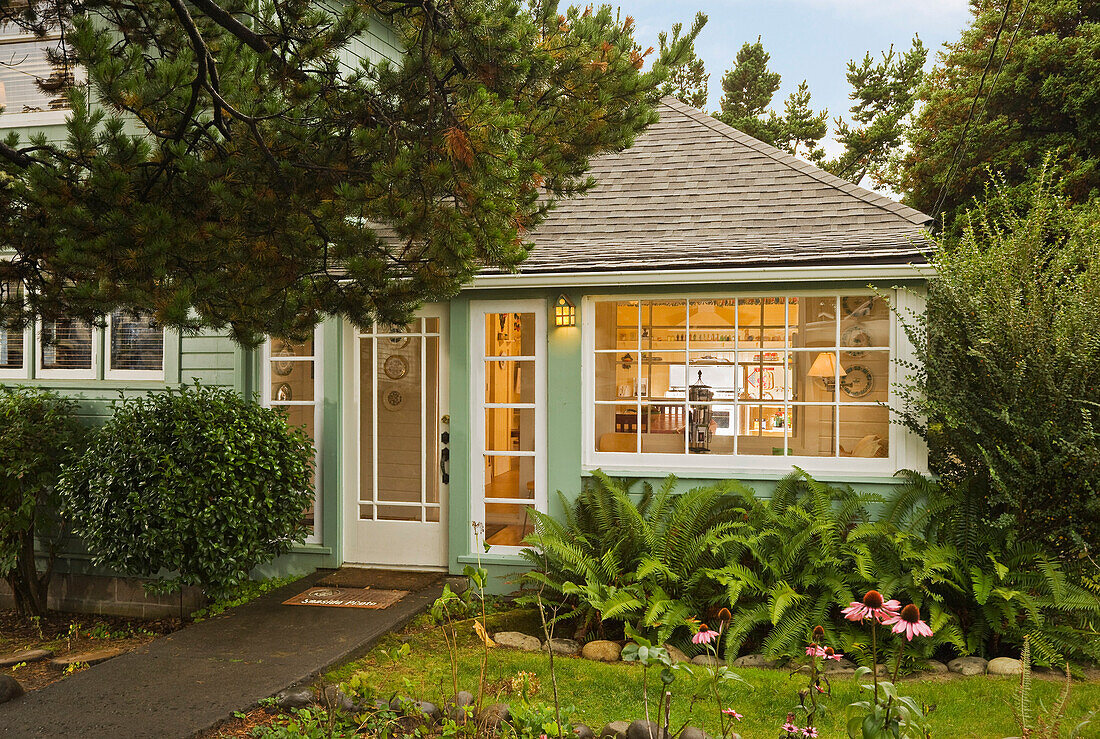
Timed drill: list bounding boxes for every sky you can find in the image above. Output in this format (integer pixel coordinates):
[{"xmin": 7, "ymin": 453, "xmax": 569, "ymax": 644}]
[{"xmin": 617, "ymin": 0, "xmax": 975, "ymax": 155}]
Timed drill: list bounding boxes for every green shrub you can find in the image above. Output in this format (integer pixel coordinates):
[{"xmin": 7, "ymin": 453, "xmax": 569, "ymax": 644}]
[
  {"xmin": 894, "ymin": 171, "xmax": 1100, "ymax": 560},
  {"xmin": 0, "ymin": 386, "xmax": 84, "ymax": 615},
  {"xmin": 61, "ymin": 384, "xmax": 315, "ymax": 601},
  {"xmin": 519, "ymin": 471, "xmax": 752, "ymax": 645}
]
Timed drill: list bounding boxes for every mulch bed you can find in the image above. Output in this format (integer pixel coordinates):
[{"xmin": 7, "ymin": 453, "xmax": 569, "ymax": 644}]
[{"xmin": 0, "ymin": 609, "xmax": 180, "ymax": 692}]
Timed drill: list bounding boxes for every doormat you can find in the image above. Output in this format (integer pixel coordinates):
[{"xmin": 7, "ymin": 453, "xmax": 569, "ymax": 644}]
[
  {"xmin": 282, "ymin": 586, "xmax": 408, "ymax": 610},
  {"xmin": 317, "ymin": 568, "xmax": 442, "ymax": 591}
]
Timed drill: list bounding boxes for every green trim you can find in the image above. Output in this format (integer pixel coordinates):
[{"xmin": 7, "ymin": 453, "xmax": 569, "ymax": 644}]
[
  {"xmin": 584, "ymin": 469, "xmax": 912, "ymax": 485},
  {"xmin": 291, "ymin": 544, "xmax": 333, "ymax": 555},
  {"xmin": 457, "ymin": 553, "xmax": 527, "ymax": 566}
]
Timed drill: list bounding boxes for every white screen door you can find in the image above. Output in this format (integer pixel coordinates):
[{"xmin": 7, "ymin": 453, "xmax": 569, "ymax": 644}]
[{"xmin": 345, "ymin": 305, "xmax": 449, "ymax": 567}]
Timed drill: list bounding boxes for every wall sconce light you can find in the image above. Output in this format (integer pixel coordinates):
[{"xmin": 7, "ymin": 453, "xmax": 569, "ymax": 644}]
[
  {"xmin": 808, "ymin": 351, "xmax": 847, "ymax": 392},
  {"xmin": 554, "ymin": 294, "xmax": 576, "ymax": 327}
]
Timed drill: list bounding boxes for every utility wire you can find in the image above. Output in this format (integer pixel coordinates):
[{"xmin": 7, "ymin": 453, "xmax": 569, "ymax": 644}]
[
  {"xmin": 974, "ymin": 0, "xmax": 1032, "ymax": 128},
  {"xmin": 931, "ymin": 0, "xmax": 1015, "ymax": 220}
]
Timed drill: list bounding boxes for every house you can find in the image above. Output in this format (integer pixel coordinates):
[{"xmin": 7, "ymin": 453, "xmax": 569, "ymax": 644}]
[{"xmin": 1, "ymin": 24, "xmax": 930, "ymax": 604}]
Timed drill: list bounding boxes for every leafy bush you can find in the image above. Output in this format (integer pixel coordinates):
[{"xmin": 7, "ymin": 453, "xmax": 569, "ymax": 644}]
[
  {"xmin": 0, "ymin": 386, "xmax": 84, "ymax": 615},
  {"xmin": 519, "ymin": 471, "xmax": 752, "ymax": 645},
  {"xmin": 62, "ymin": 384, "xmax": 315, "ymax": 601},
  {"xmin": 894, "ymin": 171, "xmax": 1100, "ymax": 559},
  {"xmin": 523, "ymin": 469, "xmax": 1100, "ymax": 665}
]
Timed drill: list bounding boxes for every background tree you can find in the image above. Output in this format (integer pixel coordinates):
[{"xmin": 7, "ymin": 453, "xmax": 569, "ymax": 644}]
[
  {"xmin": 657, "ymin": 12, "xmax": 708, "ymax": 109},
  {"xmin": 714, "ymin": 38, "xmax": 828, "ymax": 159},
  {"xmin": 0, "ymin": 0, "xmax": 701, "ymax": 345},
  {"xmin": 894, "ymin": 0, "xmax": 1100, "ymax": 225},
  {"xmin": 822, "ymin": 36, "xmax": 926, "ymax": 186}
]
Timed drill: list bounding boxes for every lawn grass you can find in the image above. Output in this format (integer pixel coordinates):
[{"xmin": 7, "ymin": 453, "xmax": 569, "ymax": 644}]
[{"xmin": 325, "ymin": 612, "xmax": 1100, "ymax": 738}]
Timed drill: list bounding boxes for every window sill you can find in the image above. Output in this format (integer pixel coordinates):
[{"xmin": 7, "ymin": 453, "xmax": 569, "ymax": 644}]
[
  {"xmin": 291, "ymin": 543, "xmax": 332, "ymax": 555},
  {"xmin": 582, "ymin": 464, "xmax": 918, "ymax": 485},
  {"xmin": 457, "ymin": 553, "xmax": 529, "ymax": 567},
  {"xmin": 0, "ymin": 109, "xmax": 69, "ymax": 129}
]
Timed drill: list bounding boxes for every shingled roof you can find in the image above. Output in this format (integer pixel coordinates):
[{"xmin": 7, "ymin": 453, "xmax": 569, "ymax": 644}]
[{"xmin": 514, "ymin": 96, "xmax": 930, "ymax": 274}]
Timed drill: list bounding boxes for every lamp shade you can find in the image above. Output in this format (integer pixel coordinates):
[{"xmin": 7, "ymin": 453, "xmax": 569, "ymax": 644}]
[
  {"xmin": 808, "ymin": 351, "xmax": 846, "ymax": 378},
  {"xmin": 553, "ymin": 295, "xmax": 576, "ymax": 327}
]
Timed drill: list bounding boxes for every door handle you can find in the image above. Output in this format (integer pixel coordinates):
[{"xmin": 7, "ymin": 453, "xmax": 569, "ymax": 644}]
[{"xmin": 440, "ymin": 438, "xmax": 450, "ymax": 485}]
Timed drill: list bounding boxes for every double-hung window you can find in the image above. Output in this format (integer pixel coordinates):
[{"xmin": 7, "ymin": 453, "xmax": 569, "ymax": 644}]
[
  {"xmin": 0, "ymin": 279, "xmax": 27, "ymax": 378},
  {"xmin": 0, "ymin": 17, "xmax": 72, "ymax": 119},
  {"xmin": 106, "ymin": 311, "xmax": 164, "ymax": 379},
  {"xmin": 587, "ymin": 292, "xmax": 907, "ymax": 475}
]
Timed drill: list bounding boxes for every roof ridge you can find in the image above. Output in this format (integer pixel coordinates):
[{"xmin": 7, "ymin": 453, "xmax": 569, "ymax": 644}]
[{"xmin": 656, "ymin": 96, "xmax": 932, "ymax": 227}]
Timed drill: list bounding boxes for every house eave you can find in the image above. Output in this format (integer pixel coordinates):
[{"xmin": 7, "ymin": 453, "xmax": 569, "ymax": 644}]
[{"xmin": 465, "ymin": 262, "xmax": 933, "ymax": 290}]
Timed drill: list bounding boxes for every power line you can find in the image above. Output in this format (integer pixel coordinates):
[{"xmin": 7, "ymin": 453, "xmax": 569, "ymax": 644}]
[
  {"xmin": 974, "ymin": 0, "xmax": 1032, "ymax": 128},
  {"xmin": 931, "ymin": 0, "xmax": 1015, "ymax": 220}
]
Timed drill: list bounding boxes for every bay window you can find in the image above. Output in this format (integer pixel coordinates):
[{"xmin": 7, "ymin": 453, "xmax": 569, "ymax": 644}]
[{"xmin": 589, "ymin": 294, "xmax": 896, "ymax": 470}]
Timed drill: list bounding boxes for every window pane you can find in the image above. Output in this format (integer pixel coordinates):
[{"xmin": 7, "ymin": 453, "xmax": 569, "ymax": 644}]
[
  {"xmin": 485, "ymin": 408, "xmax": 535, "ymax": 452},
  {"xmin": 790, "ymin": 296, "xmax": 837, "ymax": 349},
  {"xmin": 688, "ymin": 299, "xmax": 736, "ymax": 334},
  {"xmin": 642, "ymin": 351, "xmax": 686, "ymax": 401},
  {"xmin": 110, "ymin": 311, "xmax": 163, "ymax": 372},
  {"xmin": 689, "ymin": 351, "xmax": 737, "ymax": 402},
  {"xmin": 595, "ymin": 351, "xmax": 639, "ymax": 401},
  {"xmin": 641, "ymin": 402, "xmax": 686, "ymax": 453},
  {"xmin": 40, "ymin": 318, "xmax": 92, "ymax": 371},
  {"xmin": 0, "ymin": 281, "xmax": 23, "ymax": 370},
  {"xmin": 272, "ymin": 336, "xmax": 314, "ymax": 359},
  {"xmin": 483, "ymin": 455, "xmax": 535, "ymax": 500},
  {"xmin": 840, "ymin": 405, "xmax": 889, "ymax": 458},
  {"xmin": 484, "ymin": 360, "xmax": 535, "ymax": 404},
  {"xmin": 841, "ymin": 295, "xmax": 889, "ymax": 348},
  {"xmin": 270, "ymin": 360, "xmax": 314, "ymax": 402},
  {"xmin": 594, "ymin": 403, "xmax": 637, "ymax": 452},
  {"xmin": 485, "ymin": 503, "xmax": 534, "ymax": 547},
  {"xmin": 281, "ymin": 404, "xmax": 318, "ymax": 528},
  {"xmin": 643, "ymin": 300, "xmax": 687, "ymax": 351},
  {"xmin": 595, "ymin": 300, "xmax": 638, "ymax": 351},
  {"xmin": 737, "ymin": 404, "xmax": 788, "ymax": 456},
  {"xmin": 485, "ymin": 312, "xmax": 535, "ymax": 356},
  {"xmin": 787, "ymin": 405, "xmax": 836, "ymax": 457},
  {"xmin": 840, "ymin": 351, "xmax": 889, "ymax": 403},
  {"xmin": 0, "ymin": 34, "xmax": 71, "ymax": 113},
  {"xmin": 792, "ymin": 350, "xmax": 839, "ymax": 402}
]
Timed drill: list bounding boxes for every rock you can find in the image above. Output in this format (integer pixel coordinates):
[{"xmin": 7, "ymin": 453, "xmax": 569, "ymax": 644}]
[
  {"xmin": 733, "ymin": 654, "xmax": 781, "ymax": 669},
  {"xmin": 923, "ymin": 660, "xmax": 949, "ymax": 674},
  {"xmin": 389, "ymin": 695, "xmax": 411, "ymax": 711},
  {"xmin": 599, "ymin": 721, "xmax": 631, "ymax": 739},
  {"xmin": 679, "ymin": 727, "xmax": 712, "ymax": 739},
  {"xmin": 478, "ymin": 702, "xmax": 511, "ymax": 731},
  {"xmin": 0, "ymin": 675, "xmax": 23, "ymax": 705},
  {"xmin": 544, "ymin": 638, "xmax": 582, "ymax": 657},
  {"xmin": 582, "ymin": 640, "xmax": 622, "ymax": 662},
  {"xmin": 321, "ymin": 685, "xmax": 356, "ymax": 713},
  {"xmin": 947, "ymin": 656, "xmax": 988, "ymax": 676},
  {"xmin": 823, "ymin": 657, "xmax": 857, "ymax": 673},
  {"xmin": 574, "ymin": 724, "xmax": 596, "ymax": 739},
  {"xmin": 875, "ymin": 663, "xmax": 890, "ymax": 677},
  {"xmin": 494, "ymin": 631, "xmax": 541, "ymax": 652},
  {"xmin": 0, "ymin": 649, "xmax": 54, "ymax": 668},
  {"xmin": 690, "ymin": 654, "xmax": 725, "ymax": 667},
  {"xmin": 664, "ymin": 644, "xmax": 691, "ymax": 664},
  {"xmin": 416, "ymin": 700, "xmax": 441, "ymax": 721},
  {"xmin": 275, "ymin": 688, "xmax": 314, "ymax": 709},
  {"xmin": 374, "ymin": 699, "xmax": 391, "ymax": 711},
  {"xmin": 988, "ymin": 657, "xmax": 1024, "ymax": 676},
  {"xmin": 626, "ymin": 719, "xmax": 670, "ymax": 739},
  {"xmin": 447, "ymin": 690, "xmax": 475, "ymax": 722},
  {"xmin": 49, "ymin": 648, "xmax": 123, "ymax": 670}
]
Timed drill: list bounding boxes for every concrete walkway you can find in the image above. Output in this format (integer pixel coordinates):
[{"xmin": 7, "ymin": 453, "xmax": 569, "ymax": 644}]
[{"xmin": 0, "ymin": 570, "xmax": 448, "ymax": 738}]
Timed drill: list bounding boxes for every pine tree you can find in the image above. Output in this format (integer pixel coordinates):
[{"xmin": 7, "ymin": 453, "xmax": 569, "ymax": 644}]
[
  {"xmin": 657, "ymin": 12, "xmax": 709, "ymax": 109},
  {"xmin": 0, "ymin": 0, "xmax": 702, "ymax": 345},
  {"xmin": 822, "ymin": 36, "xmax": 926, "ymax": 187},
  {"xmin": 775, "ymin": 81, "xmax": 827, "ymax": 161},
  {"xmin": 714, "ymin": 38, "xmax": 783, "ymax": 145}
]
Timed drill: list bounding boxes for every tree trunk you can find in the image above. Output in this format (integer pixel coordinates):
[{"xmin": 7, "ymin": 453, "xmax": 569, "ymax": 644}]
[{"xmin": 9, "ymin": 530, "xmax": 49, "ymax": 616}]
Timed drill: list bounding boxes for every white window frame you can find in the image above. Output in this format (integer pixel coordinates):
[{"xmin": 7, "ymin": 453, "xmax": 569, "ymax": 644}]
[
  {"xmin": 104, "ymin": 312, "xmax": 165, "ymax": 380},
  {"xmin": 0, "ymin": 280, "xmax": 30, "ymax": 379},
  {"xmin": 0, "ymin": 23, "xmax": 73, "ymax": 128},
  {"xmin": 582, "ymin": 289, "xmax": 926, "ymax": 478},
  {"xmin": 35, "ymin": 317, "xmax": 98, "ymax": 379},
  {"xmin": 470, "ymin": 299, "xmax": 548, "ymax": 555},
  {"xmin": 262, "ymin": 327, "xmax": 323, "ymax": 545}
]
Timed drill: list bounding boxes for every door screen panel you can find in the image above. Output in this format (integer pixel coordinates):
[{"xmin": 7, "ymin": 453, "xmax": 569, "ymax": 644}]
[{"xmin": 358, "ymin": 319, "xmax": 441, "ymax": 523}]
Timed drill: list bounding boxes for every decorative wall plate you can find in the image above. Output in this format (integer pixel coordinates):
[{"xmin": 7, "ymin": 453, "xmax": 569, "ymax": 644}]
[
  {"xmin": 841, "ymin": 326, "xmax": 872, "ymax": 357},
  {"xmin": 274, "ymin": 382, "xmax": 293, "ymax": 402},
  {"xmin": 272, "ymin": 342, "xmax": 295, "ymax": 376},
  {"xmin": 842, "ymin": 296, "xmax": 875, "ymax": 318},
  {"xmin": 387, "ymin": 336, "xmax": 410, "ymax": 350},
  {"xmin": 383, "ymin": 354, "xmax": 409, "ymax": 380},
  {"xmin": 382, "ymin": 387, "xmax": 404, "ymax": 411},
  {"xmin": 840, "ymin": 365, "xmax": 874, "ymax": 398}
]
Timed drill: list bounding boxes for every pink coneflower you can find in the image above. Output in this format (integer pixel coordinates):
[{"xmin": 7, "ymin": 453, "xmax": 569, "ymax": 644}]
[
  {"xmin": 841, "ymin": 590, "xmax": 900, "ymax": 623},
  {"xmin": 782, "ymin": 721, "xmax": 799, "ymax": 734},
  {"xmin": 805, "ymin": 644, "xmax": 826, "ymax": 658},
  {"xmin": 824, "ymin": 646, "xmax": 844, "ymax": 661},
  {"xmin": 721, "ymin": 708, "xmax": 743, "ymax": 720},
  {"xmin": 802, "ymin": 727, "xmax": 818, "ymax": 738},
  {"xmin": 883, "ymin": 603, "xmax": 934, "ymax": 641},
  {"xmin": 692, "ymin": 624, "xmax": 719, "ymax": 645}
]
